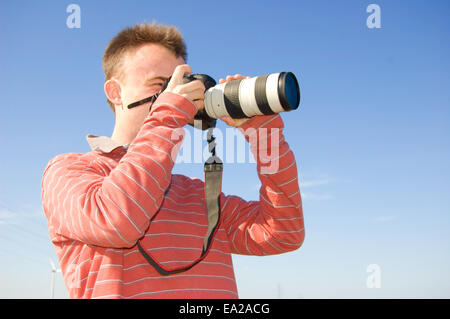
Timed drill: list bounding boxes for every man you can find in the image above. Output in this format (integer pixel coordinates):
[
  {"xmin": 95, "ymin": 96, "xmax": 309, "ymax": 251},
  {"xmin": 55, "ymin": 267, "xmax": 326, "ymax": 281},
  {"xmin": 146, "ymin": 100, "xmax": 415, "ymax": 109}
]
[{"xmin": 41, "ymin": 23, "xmax": 304, "ymax": 299}]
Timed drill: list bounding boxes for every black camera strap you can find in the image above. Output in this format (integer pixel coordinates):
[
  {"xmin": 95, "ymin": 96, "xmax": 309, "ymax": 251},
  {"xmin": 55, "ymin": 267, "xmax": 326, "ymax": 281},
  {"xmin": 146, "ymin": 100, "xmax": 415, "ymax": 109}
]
[{"xmin": 137, "ymin": 127, "xmax": 222, "ymax": 276}]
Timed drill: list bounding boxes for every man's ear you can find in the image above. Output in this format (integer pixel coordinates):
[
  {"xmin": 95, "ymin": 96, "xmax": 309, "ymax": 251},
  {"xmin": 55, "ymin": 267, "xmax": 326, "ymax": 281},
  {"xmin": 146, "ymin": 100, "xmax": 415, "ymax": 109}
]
[{"xmin": 104, "ymin": 78, "xmax": 122, "ymax": 108}]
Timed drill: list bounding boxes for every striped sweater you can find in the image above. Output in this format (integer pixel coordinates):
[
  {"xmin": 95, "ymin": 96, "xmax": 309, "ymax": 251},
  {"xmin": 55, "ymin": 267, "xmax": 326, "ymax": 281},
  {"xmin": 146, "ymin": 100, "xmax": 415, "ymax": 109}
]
[{"xmin": 41, "ymin": 92, "xmax": 305, "ymax": 299}]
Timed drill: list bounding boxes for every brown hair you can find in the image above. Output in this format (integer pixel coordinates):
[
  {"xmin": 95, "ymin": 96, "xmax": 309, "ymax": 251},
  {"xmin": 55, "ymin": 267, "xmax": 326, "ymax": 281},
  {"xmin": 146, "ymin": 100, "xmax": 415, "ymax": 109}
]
[{"xmin": 103, "ymin": 23, "xmax": 187, "ymax": 112}]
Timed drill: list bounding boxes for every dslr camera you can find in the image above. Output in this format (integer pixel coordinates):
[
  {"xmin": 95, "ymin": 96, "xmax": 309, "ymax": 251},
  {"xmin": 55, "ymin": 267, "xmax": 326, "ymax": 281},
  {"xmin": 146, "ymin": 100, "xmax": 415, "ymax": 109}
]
[{"xmin": 128, "ymin": 72, "xmax": 301, "ymax": 130}]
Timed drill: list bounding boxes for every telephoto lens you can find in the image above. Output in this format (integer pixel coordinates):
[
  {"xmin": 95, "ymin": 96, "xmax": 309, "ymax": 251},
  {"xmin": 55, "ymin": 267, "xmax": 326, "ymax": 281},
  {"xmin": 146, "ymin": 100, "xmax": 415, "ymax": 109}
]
[{"xmin": 204, "ymin": 72, "xmax": 300, "ymax": 119}]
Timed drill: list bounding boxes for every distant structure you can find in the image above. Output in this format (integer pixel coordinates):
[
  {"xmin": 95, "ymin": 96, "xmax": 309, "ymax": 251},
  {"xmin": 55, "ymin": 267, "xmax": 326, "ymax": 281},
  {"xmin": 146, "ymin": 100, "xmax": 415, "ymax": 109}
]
[{"xmin": 49, "ymin": 258, "xmax": 61, "ymax": 299}]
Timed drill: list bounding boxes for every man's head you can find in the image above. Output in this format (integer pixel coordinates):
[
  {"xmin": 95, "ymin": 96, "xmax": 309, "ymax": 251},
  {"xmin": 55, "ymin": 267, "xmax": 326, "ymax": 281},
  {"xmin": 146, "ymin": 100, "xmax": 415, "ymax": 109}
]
[{"xmin": 103, "ymin": 23, "xmax": 187, "ymax": 139}]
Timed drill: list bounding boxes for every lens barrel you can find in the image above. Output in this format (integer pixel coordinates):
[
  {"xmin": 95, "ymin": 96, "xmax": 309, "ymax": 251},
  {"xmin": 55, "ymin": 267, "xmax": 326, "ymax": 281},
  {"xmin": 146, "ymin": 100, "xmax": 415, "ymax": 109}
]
[{"xmin": 204, "ymin": 72, "xmax": 300, "ymax": 119}]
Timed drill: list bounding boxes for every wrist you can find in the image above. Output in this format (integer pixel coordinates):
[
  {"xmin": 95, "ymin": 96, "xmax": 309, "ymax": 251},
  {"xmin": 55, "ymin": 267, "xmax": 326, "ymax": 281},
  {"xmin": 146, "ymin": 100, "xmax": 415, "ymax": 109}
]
[{"xmin": 149, "ymin": 91, "xmax": 198, "ymax": 127}]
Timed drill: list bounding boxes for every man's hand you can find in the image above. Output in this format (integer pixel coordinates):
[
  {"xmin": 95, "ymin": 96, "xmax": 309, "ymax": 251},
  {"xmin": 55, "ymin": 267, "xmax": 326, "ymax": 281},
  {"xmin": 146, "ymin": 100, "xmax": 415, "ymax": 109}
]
[
  {"xmin": 218, "ymin": 74, "xmax": 252, "ymax": 128},
  {"xmin": 166, "ymin": 64, "xmax": 205, "ymax": 111}
]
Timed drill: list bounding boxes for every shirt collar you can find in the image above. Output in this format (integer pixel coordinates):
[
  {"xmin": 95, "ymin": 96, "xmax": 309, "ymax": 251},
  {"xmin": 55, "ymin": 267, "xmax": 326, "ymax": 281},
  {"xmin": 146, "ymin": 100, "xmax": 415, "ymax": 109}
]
[{"xmin": 86, "ymin": 134, "xmax": 129, "ymax": 153}]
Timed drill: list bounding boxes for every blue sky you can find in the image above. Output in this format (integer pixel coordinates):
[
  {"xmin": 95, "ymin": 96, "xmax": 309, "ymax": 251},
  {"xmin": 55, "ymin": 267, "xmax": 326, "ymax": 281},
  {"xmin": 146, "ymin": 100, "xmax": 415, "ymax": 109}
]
[{"xmin": 0, "ymin": 0, "xmax": 449, "ymax": 298}]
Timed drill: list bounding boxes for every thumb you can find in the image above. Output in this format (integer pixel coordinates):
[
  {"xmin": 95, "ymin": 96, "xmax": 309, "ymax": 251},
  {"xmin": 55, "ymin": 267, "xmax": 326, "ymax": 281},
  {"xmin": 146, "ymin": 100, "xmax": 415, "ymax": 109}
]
[{"xmin": 220, "ymin": 116, "xmax": 233, "ymax": 125}]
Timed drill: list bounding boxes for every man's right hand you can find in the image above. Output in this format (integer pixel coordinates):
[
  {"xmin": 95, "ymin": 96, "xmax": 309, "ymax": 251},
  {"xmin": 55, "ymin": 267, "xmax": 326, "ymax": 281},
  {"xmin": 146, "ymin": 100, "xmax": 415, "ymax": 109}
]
[{"xmin": 165, "ymin": 64, "xmax": 205, "ymax": 111}]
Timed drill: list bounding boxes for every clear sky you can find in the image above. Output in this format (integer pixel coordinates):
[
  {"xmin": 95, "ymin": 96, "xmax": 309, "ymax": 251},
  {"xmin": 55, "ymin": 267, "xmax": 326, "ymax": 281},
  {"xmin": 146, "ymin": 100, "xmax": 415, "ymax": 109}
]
[{"xmin": 0, "ymin": 0, "xmax": 449, "ymax": 298}]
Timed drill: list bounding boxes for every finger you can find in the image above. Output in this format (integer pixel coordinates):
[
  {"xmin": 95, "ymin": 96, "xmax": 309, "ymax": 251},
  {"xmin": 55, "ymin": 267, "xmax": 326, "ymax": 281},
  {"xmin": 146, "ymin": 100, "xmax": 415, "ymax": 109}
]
[
  {"xmin": 183, "ymin": 80, "xmax": 205, "ymax": 92},
  {"xmin": 221, "ymin": 118, "xmax": 233, "ymax": 126},
  {"xmin": 193, "ymin": 99, "xmax": 204, "ymax": 111},
  {"xmin": 174, "ymin": 81, "xmax": 205, "ymax": 97},
  {"xmin": 225, "ymin": 74, "xmax": 246, "ymax": 82},
  {"xmin": 233, "ymin": 74, "xmax": 248, "ymax": 80},
  {"xmin": 187, "ymin": 90, "xmax": 205, "ymax": 102},
  {"xmin": 167, "ymin": 64, "xmax": 192, "ymax": 89},
  {"xmin": 172, "ymin": 82, "xmax": 200, "ymax": 95}
]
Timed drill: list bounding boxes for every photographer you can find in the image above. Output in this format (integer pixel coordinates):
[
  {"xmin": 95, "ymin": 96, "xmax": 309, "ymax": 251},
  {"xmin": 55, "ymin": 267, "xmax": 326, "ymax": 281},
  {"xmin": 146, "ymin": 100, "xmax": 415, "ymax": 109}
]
[{"xmin": 41, "ymin": 23, "xmax": 305, "ymax": 299}]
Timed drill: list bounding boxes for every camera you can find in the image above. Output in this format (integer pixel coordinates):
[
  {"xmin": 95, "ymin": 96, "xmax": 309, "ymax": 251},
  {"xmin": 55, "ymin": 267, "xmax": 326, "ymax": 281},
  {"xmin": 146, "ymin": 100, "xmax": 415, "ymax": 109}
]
[
  {"xmin": 161, "ymin": 72, "xmax": 300, "ymax": 130},
  {"xmin": 128, "ymin": 72, "xmax": 300, "ymax": 130}
]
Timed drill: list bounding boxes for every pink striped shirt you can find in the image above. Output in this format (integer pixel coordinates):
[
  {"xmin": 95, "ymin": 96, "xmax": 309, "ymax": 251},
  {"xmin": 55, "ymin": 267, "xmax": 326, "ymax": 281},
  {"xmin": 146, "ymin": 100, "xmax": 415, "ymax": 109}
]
[{"xmin": 41, "ymin": 92, "xmax": 305, "ymax": 299}]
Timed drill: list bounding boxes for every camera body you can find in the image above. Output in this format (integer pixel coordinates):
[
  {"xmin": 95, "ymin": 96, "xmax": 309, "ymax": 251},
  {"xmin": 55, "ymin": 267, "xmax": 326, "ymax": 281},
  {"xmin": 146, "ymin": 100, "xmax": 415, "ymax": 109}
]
[{"xmin": 161, "ymin": 74, "xmax": 218, "ymax": 130}]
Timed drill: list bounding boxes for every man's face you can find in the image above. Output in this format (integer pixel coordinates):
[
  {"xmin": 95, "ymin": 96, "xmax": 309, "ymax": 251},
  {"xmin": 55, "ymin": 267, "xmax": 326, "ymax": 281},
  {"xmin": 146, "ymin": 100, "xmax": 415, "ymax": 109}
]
[{"xmin": 115, "ymin": 43, "xmax": 185, "ymax": 133}]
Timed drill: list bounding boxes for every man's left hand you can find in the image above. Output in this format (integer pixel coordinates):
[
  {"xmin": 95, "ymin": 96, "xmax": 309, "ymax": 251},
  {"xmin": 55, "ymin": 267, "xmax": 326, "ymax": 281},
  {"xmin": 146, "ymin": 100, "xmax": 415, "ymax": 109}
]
[{"xmin": 218, "ymin": 74, "xmax": 252, "ymax": 128}]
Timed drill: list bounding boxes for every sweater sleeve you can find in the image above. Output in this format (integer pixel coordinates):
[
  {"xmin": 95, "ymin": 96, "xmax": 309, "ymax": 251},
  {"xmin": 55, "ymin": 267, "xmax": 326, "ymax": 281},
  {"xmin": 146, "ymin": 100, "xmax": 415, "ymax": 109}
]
[
  {"xmin": 220, "ymin": 114, "xmax": 305, "ymax": 255},
  {"xmin": 41, "ymin": 92, "xmax": 197, "ymax": 248}
]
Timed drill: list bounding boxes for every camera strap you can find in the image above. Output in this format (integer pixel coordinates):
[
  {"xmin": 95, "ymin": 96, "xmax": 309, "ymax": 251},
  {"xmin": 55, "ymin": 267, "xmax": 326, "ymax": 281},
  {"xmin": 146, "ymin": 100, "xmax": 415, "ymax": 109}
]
[{"xmin": 137, "ymin": 128, "xmax": 222, "ymax": 276}]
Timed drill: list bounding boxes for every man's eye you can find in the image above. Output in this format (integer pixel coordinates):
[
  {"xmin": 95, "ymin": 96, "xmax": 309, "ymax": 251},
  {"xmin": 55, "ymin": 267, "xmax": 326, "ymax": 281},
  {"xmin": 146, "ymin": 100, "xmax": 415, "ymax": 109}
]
[{"xmin": 148, "ymin": 83, "xmax": 163, "ymax": 95}]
